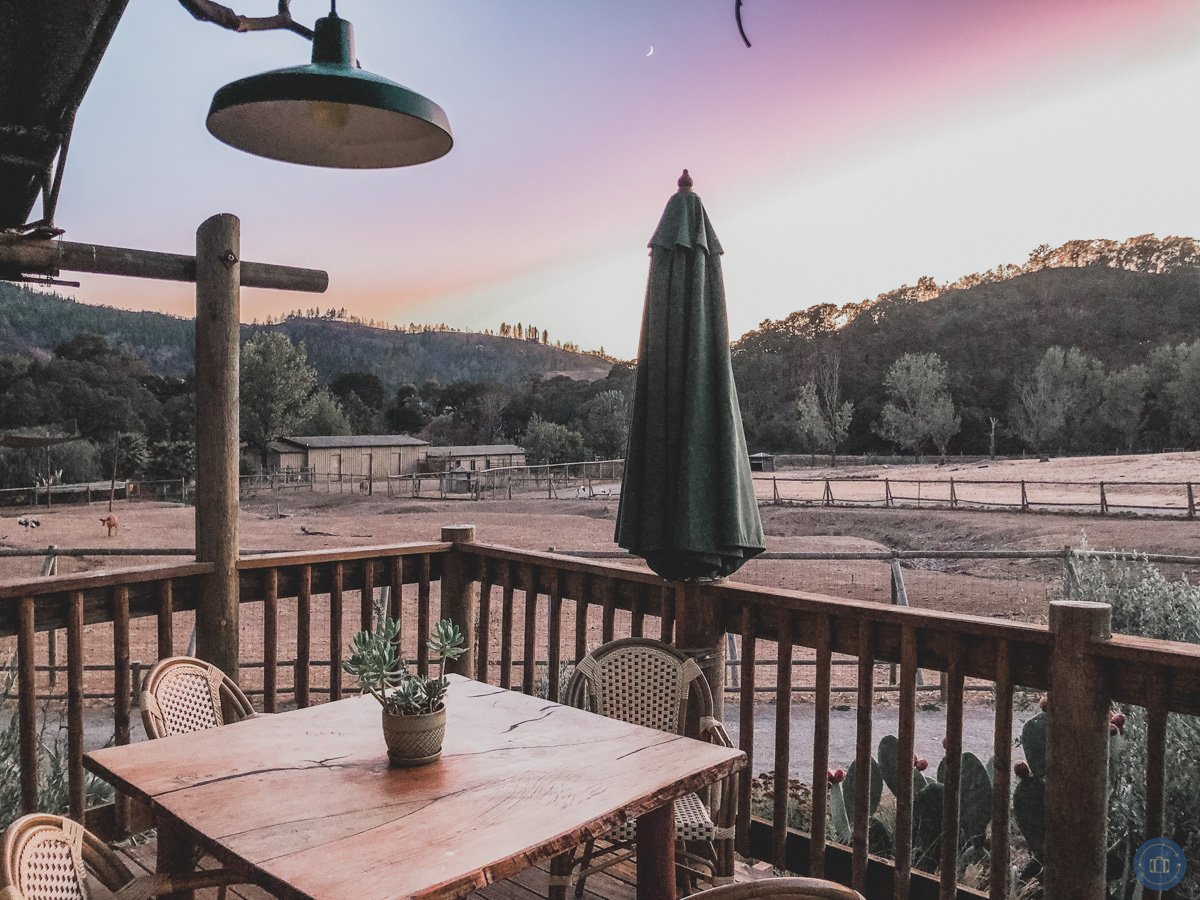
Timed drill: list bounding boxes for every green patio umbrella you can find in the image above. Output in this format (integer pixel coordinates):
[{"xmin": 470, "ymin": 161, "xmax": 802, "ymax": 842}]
[{"xmin": 615, "ymin": 170, "xmax": 765, "ymax": 582}]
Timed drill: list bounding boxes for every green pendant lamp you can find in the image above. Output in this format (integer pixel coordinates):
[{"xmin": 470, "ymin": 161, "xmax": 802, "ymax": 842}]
[{"xmin": 206, "ymin": 8, "xmax": 452, "ymax": 169}]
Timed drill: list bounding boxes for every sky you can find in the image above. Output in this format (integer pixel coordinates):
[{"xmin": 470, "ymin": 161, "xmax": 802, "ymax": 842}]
[{"xmin": 49, "ymin": 0, "xmax": 1200, "ymax": 360}]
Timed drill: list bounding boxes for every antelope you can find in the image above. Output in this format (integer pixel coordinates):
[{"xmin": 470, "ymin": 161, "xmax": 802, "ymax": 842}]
[{"xmin": 101, "ymin": 515, "xmax": 118, "ymax": 536}]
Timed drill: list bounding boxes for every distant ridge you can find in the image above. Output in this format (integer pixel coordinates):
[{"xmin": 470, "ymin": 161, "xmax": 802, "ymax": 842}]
[{"xmin": 0, "ymin": 283, "xmax": 612, "ymax": 388}]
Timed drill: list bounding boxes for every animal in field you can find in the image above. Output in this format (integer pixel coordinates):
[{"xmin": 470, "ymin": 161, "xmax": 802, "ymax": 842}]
[
  {"xmin": 359, "ymin": 479, "xmax": 369, "ymax": 494},
  {"xmin": 101, "ymin": 514, "xmax": 118, "ymax": 536},
  {"xmin": 17, "ymin": 517, "xmax": 40, "ymax": 529}
]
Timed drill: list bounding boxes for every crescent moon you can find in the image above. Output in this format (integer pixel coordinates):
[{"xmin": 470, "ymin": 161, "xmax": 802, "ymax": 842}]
[{"xmin": 646, "ymin": 45, "xmax": 654, "ymax": 56}]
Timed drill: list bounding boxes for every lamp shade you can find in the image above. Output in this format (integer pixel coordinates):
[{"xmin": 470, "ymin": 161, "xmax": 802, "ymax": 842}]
[{"xmin": 206, "ymin": 13, "xmax": 452, "ymax": 169}]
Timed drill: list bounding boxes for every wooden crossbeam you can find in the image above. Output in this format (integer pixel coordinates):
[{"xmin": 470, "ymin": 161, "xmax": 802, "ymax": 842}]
[{"xmin": 0, "ymin": 233, "xmax": 327, "ymax": 293}]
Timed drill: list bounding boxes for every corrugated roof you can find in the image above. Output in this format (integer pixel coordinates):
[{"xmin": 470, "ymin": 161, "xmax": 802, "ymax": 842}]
[
  {"xmin": 426, "ymin": 444, "xmax": 525, "ymax": 456},
  {"xmin": 280, "ymin": 435, "xmax": 429, "ymax": 449}
]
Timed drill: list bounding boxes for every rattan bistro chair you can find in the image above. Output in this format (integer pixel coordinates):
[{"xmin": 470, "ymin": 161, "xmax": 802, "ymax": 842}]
[
  {"xmin": 0, "ymin": 815, "xmax": 235, "ymax": 900},
  {"xmin": 548, "ymin": 638, "xmax": 738, "ymax": 899},
  {"xmin": 688, "ymin": 877, "xmax": 865, "ymax": 899},
  {"xmin": 140, "ymin": 656, "xmax": 257, "ymax": 740}
]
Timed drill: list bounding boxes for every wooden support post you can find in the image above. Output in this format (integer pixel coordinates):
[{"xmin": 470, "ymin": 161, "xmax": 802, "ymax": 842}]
[
  {"xmin": 194, "ymin": 214, "xmax": 241, "ymax": 682},
  {"xmin": 1099, "ymin": 482, "xmax": 1108, "ymax": 515},
  {"xmin": 885, "ymin": 478, "xmax": 893, "ymax": 508},
  {"xmin": 440, "ymin": 525, "xmax": 478, "ymax": 678},
  {"xmin": 822, "ymin": 479, "xmax": 833, "ymax": 506},
  {"xmin": 18, "ymin": 596, "xmax": 37, "ymax": 813},
  {"xmin": 1020, "ymin": 480, "xmax": 1029, "ymax": 512},
  {"xmin": 1045, "ymin": 601, "xmax": 1111, "ymax": 900},
  {"xmin": 1188, "ymin": 482, "xmax": 1195, "ymax": 519},
  {"xmin": 675, "ymin": 582, "xmax": 725, "ymax": 733},
  {"xmin": 949, "ymin": 478, "xmax": 957, "ymax": 509}
]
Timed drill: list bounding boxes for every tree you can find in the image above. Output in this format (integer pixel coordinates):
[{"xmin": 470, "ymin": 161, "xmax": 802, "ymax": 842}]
[
  {"xmin": 1101, "ymin": 364, "xmax": 1147, "ymax": 453},
  {"xmin": 520, "ymin": 414, "xmax": 584, "ymax": 465},
  {"xmin": 240, "ymin": 331, "xmax": 317, "ymax": 467},
  {"xmin": 582, "ymin": 390, "xmax": 630, "ymax": 459},
  {"xmin": 295, "ymin": 388, "xmax": 351, "ymax": 436},
  {"xmin": 875, "ymin": 353, "xmax": 959, "ymax": 462},
  {"xmin": 795, "ymin": 383, "xmax": 826, "ymax": 465},
  {"xmin": 813, "ymin": 350, "xmax": 854, "ymax": 466},
  {"xmin": 1012, "ymin": 364, "xmax": 1066, "ymax": 454}
]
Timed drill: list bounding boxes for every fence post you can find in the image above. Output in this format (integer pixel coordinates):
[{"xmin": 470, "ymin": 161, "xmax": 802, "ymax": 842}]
[
  {"xmin": 440, "ymin": 525, "xmax": 478, "ymax": 679},
  {"xmin": 773, "ymin": 476, "xmax": 779, "ymax": 504},
  {"xmin": 1020, "ymin": 480, "xmax": 1029, "ymax": 512},
  {"xmin": 1045, "ymin": 600, "xmax": 1111, "ymax": 900},
  {"xmin": 1188, "ymin": 482, "xmax": 1195, "ymax": 519},
  {"xmin": 885, "ymin": 479, "xmax": 893, "ymax": 508},
  {"xmin": 1099, "ymin": 482, "xmax": 1107, "ymax": 515},
  {"xmin": 822, "ymin": 479, "xmax": 833, "ymax": 506},
  {"xmin": 949, "ymin": 477, "xmax": 957, "ymax": 509}
]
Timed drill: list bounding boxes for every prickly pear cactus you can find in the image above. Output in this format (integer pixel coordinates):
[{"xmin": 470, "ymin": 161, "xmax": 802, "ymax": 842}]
[
  {"xmin": 958, "ymin": 751, "xmax": 992, "ymax": 850},
  {"xmin": 1013, "ymin": 712, "xmax": 1049, "ymax": 861},
  {"xmin": 828, "ymin": 780, "xmax": 851, "ymax": 842},
  {"xmin": 841, "ymin": 757, "xmax": 883, "ymax": 836},
  {"xmin": 912, "ymin": 779, "xmax": 945, "ymax": 871},
  {"xmin": 878, "ymin": 734, "xmax": 902, "ymax": 795},
  {"xmin": 1021, "ymin": 712, "xmax": 1048, "ymax": 778}
]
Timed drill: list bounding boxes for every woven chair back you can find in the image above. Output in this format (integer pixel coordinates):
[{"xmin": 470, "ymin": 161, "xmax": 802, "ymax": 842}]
[
  {"xmin": 568, "ymin": 638, "xmax": 709, "ymax": 735},
  {"xmin": 1, "ymin": 816, "xmax": 134, "ymax": 900},
  {"xmin": 688, "ymin": 876, "xmax": 865, "ymax": 899},
  {"xmin": 141, "ymin": 656, "xmax": 253, "ymax": 739}
]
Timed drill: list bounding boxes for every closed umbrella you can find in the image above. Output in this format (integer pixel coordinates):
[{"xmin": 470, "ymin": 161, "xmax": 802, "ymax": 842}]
[{"xmin": 615, "ymin": 170, "xmax": 764, "ymax": 582}]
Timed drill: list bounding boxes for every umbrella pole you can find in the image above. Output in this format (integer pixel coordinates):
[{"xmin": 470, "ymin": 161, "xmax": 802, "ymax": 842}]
[{"xmin": 673, "ymin": 582, "xmax": 726, "ymax": 736}]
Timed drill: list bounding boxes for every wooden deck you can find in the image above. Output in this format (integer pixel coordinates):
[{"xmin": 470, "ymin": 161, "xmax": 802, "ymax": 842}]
[{"xmin": 119, "ymin": 842, "xmax": 770, "ymax": 900}]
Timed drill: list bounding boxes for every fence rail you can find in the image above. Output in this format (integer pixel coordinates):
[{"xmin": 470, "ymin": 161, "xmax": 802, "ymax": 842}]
[
  {"xmin": 764, "ymin": 474, "xmax": 1197, "ymax": 518},
  {"xmin": 3, "ymin": 536, "xmax": 1198, "ymax": 900}
]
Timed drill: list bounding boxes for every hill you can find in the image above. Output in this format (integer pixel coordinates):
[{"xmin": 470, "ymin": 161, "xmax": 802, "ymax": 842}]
[
  {"xmin": 0, "ymin": 282, "xmax": 611, "ymax": 387},
  {"xmin": 733, "ymin": 238, "xmax": 1200, "ymax": 455}
]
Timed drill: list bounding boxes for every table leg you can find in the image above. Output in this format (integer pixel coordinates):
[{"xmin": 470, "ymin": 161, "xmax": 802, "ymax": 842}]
[
  {"xmin": 156, "ymin": 817, "xmax": 198, "ymax": 900},
  {"xmin": 636, "ymin": 800, "xmax": 676, "ymax": 900}
]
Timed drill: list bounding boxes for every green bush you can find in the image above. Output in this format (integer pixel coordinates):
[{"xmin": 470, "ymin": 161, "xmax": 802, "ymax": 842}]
[
  {"xmin": 1070, "ymin": 554, "xmax": 1200, "ymax": 900},
  {"xmin": 0, "ymin": 656, "xmax": 114, "ymax": 829}
]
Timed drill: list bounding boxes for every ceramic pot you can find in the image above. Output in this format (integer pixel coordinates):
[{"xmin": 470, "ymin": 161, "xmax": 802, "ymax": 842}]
[{"xmin": 381, "ymin": 705, "xmax": 446, "ymax": 766}]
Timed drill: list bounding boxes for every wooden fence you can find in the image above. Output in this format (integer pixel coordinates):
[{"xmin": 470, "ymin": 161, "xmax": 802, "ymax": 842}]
[
  {"xmin": 767, "ymin": 475, "xmax": 1197, "ymax": 518},
  {"xmin": 3, "ymin": 536, "xmax": 1200, "ymax": 900}
]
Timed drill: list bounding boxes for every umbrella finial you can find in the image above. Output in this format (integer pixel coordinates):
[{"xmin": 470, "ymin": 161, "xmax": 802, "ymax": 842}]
[{"xmin": 678, "ymin": 169, "xmax": 693, "ymax": 191}]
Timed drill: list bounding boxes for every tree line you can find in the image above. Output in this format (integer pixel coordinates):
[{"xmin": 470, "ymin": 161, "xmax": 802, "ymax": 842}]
[
  {"xmin": 733, "ymin": 235, "xmax": 1200, "ymax": 458},
  {"xmin": 0, "ymin": 331, "xmax": 634, "ymax": 489}
]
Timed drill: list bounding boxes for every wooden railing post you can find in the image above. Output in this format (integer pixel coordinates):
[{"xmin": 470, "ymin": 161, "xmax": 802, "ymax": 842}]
[
  {"xmin": 675, "ymin": 582, "xmax": 725, "ymax": 732},
  {"xmin": 1045, "ymin": 600, "xmax": 1111, "ymax": 900},
  {"xmin": 441, "ymin": 525, "xmax": 478, "ymax": 678},
  {"xmin": 194, "ymin": 213, "xmax": 241, "ymax": 682}
]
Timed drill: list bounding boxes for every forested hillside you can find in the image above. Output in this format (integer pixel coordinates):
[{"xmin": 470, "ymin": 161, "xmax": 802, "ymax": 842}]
[
  {"xmin": 0, "ymin": 284, "xmax": 610, "ymax": 388},
  {"xmin": 734, "ymin": 235, "xmax": 1200, "ymax": 456}
]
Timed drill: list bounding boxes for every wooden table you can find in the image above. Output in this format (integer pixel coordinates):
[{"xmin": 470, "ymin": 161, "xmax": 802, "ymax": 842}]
[{"xmin": 85, "ymin": 677, "xmax": 745, "ymax": 900}]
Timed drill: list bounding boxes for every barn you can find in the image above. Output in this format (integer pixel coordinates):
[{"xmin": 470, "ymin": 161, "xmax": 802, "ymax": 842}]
[
  {"xmin": 267, "ymin": 435, "xmax": 429, "ymax": 479},
  {"xmin": 424, "ymin": 444, "xmax": 526, "ymax": 472}
]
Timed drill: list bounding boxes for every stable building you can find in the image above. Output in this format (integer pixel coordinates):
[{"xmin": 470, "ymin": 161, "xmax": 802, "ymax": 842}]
[
  {"xmin": 424, "ymin": 444, "xmax": 526, "ymax": 472},
  {"xmin": 268, "ymin": 435, "xmax": 429, "ymax": 479}
]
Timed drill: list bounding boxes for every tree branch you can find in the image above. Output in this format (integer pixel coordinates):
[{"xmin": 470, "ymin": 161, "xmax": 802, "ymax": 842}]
[
  {"xmin": 178, "ymin": 0, "xmax": 314, "ymax": 40},
  {"xmin": 735, "ymin": 0, "xmax": 751, "ymax": 48}
]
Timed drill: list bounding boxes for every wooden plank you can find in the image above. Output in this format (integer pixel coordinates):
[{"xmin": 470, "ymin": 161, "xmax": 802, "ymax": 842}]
[
  {"xmin": 810, "ymin": 615, "xmax": 832, "ymax": 879},
  {"xmin": 601, "ymin": 578, "xmax": 616, "ymax": 644},
  {"xmin": 388, "ymin": 556, "xmax": 403, "ymax": 623},
  {"xmin": 773, "ymin": 609, "xmax": 793, "ymax": 869},
  {"xmin": 478, "ymin": 569, "xmax": 493, "ymax": 686},
  {"xmin": 630, "ymin": 584, "xmax": 646, "ymax": 638},
  {"xmin": 85, "ymin": 679, "xmax": 745, "ymax": 900},
  {"xmin": 157, "ymin": 578, "xmax": 174, "ymax": 659},
  {"xmin": 263, "ymin": 567, "xmax": 278, "ymax": 714},
  {"xmin": 295, "ymin": 565, "xmax": 311, "ymax": 709},
  {"xmin": 575, "ymin": 592, "xmax": 590, "ymax": 665},
  {"xmin": 18, "ymin": 595, "xmax": 37, "ymax": 813},
  {"xmin": 113, "ymin": 585, "xmax": 132, "ymax": 833},
  {"xmin": 990, "ymin": 639, "xmax": 1013, "ymax": 900},
  {"xmin": 547, "ymin": 569, "xmax": 562, "ymax": 703},
  {"xmin": 895, "ymin": 625, "xmax": 917, "ymax": 900},
  {"xmin": 417, "ymin": 555, "xmax": 431, "ymax": 676},
  {"xmin": 329, "ymin": 563, "xmax": 343, "ymax": 702},
  {"xmin": 360, "ymin": 558, "xmax": 375, "ymax": 633},
  {"xmin": 635, "ymin": 802, "xmax": 675, "ymax": 900},
  {"xmin": 500, "ymin": 576, "xmax": 515, "ymax": 691},
  {"xmin": 940, "ymin": 641, "xmax": 965, "ymax": 900},
  {"xmin": 736, "ymin": 605, "xmax": 757, "ymax": 856},
  {"xmin": 522, "ymin": 565, "xmax": 538, "ymax": 696},
  {"xmin": 1144, "ymin": 671, "xmax": 1168, "ymax": 900},
  {"xmin": 659, "ymin": 585, "xmax": 674, "ymax": 644},
  {"xmin": 68, "ymin": 590, "xmax": 84, "ymax": 821},
  {"xmin": 852, "ymin": 621, "xmax": 875, "ymax": 893}
]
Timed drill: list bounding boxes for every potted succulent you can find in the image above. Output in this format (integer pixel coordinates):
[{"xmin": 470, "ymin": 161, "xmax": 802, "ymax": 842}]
[{"xmin": 343, "ymin": 617, "xmax": 465, "ymax": 766}]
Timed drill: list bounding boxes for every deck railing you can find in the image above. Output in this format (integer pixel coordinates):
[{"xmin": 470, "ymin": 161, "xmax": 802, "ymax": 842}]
[{"xmin": 4, "ymin": 533, "xmax": 1200, "ymax": 900}]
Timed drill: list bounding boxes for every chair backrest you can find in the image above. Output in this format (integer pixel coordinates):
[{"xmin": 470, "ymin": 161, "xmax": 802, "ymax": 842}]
[
  {"xmin": 140, "ymin": 656, "xmax": 254, "ymax": 739},
  {"xmin": 688, "ymin": 876, "xmax": 865, "ymax": 899},
  {"xmin": 1, "ymin": 815, "xmax": 134, "ymax": 900},
  {"xmin": 565, "ymin": 637, "xmax": 714, "ymax": 735}
]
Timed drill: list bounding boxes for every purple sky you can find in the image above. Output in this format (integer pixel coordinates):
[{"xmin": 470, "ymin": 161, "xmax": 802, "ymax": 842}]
[{"xmin": 51, "ymin": 0, "xmax": 1200, "ymax": 359}]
